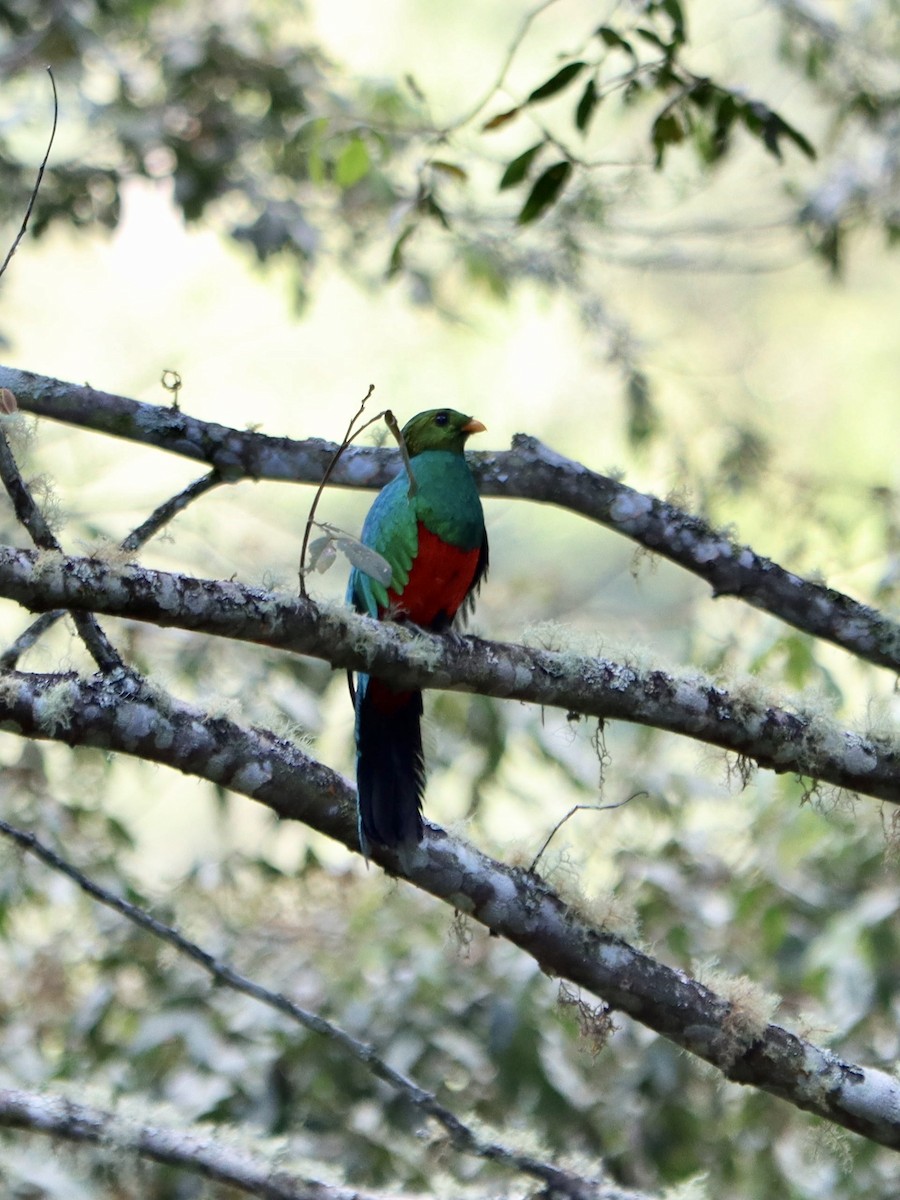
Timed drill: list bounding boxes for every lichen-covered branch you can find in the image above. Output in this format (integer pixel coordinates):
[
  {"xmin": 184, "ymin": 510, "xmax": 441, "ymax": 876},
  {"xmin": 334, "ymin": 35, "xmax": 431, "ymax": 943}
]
[
  {"xmin": 1, "ymin": 365, "xmax": 896, "ymax": 673},
  {"xmin": 0, "ymin": 546, "xmax": 895, "ymax": 801},
  {"xmin": 484, "ymin": 436, "xmax": 900, "ymax": 676},
  {"xmin": 0, "ymin": 1086, "xmax": 376, "ymax": 1200},
  {"xmin": 0, "ymin": 1088, "xmax": 651, "ymax": 1200},
  {"xmin": 0, "ymin": 667, "xmax": 897, "ymax": 1151}
]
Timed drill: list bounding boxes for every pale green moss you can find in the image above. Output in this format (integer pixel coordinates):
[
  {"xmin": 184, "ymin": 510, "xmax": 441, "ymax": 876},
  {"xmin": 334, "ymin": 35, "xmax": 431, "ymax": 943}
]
[
  {"xmin": 35, "ymin": 678, "xmax": 78, "ymax": 735},
  {"xmin": 694, "ymin": 957, "xmax": 781, "ymax": 1064},
  {"xmin": 662, "ymin": 1172, "xmax": 711, "ymax": 1200},
  {"xmin": 0, "ymin": 412, "xmax": 37, "ymax": 455},
  {"xmin": 31, "ymin": 548, "xmax": 66, "ymax": 582}
]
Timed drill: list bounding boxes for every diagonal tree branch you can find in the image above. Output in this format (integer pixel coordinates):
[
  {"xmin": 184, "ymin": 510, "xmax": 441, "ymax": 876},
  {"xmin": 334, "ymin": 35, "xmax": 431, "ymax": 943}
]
[
  {"xmin": 0, "ymin": 814, "xmax": 609, "ymax": 1200},
  {"xmin": 0, "ymin": 546, "xmax": 894, "ymax": 801},
  {"xmin": 0, "ymin": 666, "xmax": 897, "ymax": 1151},
  {"xmin": 0, "ymin": 1086, "xmax": 653, "ymax": 1200},
  {"xmin": 0, "ymin": 364, "xmax": 896, "ymax": 672},
  {"xmin": 0, "ymin": 1086, "xmax": 380, "ymax": 1200}
]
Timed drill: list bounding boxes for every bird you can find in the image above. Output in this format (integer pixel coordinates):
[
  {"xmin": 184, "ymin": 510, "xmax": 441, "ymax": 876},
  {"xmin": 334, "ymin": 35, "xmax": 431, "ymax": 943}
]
[{"xmin": 347, "ymin": 408, "xmax": 488, "ymax": 855}]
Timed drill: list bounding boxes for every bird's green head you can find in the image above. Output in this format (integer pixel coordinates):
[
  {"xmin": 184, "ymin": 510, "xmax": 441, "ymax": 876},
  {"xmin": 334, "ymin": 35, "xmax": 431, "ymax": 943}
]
[{"xmin": 400, "ymin": 408, "xmax": 486, "ymax": 456}]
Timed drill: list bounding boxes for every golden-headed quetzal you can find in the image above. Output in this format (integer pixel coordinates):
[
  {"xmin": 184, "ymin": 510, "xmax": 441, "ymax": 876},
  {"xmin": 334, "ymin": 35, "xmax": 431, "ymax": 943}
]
[{"xmin": 347, "ymin": 408, "xmax": 488, "ymax": 854}]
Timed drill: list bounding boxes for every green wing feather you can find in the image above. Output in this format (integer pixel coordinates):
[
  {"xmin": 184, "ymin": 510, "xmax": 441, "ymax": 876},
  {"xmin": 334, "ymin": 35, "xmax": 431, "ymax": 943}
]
[{"xmin": 348, "ymin": 473, "xmax": 419, "ymax": 615}]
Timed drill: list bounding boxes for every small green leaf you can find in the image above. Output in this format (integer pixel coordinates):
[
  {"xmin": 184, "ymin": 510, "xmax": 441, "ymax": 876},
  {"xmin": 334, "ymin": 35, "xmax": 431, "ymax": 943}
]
[
  {"xmin": 517, "ymin": 160, "xmax": 572, "ymax": 224},
  {"xmin": 527, "ymin": 61, "xmax": 586, "ymax": 104},
  {"xmin": 463, "ymin": 246, "xmax": 510, "ymax": 300},
  {"xmin": 499, "ymin": 141, "xmax": 545, "ymax": 190},
  {"xmin": 307, "ymin": 146, "xmax": 326, "ymax": 185},
  {"xmin": 335, "ymin": 137, "xmax": 370, "ymax": 188},
  {"xmin": 575, "ymin": 78, "xmax": 599, "ymax": 133}
]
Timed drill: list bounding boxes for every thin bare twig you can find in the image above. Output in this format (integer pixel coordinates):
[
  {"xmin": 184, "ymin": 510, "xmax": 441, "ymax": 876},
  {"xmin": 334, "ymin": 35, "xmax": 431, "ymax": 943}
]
[
  {"xmin": 122, "ymin": 469, "xmax": 222, "ymax": 550},
  {"xmin": 445, "ymin": 0, "xmax": 564, "ymax": 131},
  {"xmin": 383, "ymin": 408, "xmax": 418, "ymax": 498},
  {"xmin": 0, "ymin": 68, "xmax": 58, "ymax": 282},
  {"xmin": 299, "ymin": 384, "xmax": 381, "ymax": 597},
  {"xmin": 298, "ymin": 399, "xmax": 419, "ymax": 596},
  {"xmin": 530, "ymin": 795, "xmax": 642, "ymax": 873}
]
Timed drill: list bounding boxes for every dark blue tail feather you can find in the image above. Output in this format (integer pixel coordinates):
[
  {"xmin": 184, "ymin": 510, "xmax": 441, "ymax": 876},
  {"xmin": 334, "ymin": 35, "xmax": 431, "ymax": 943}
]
[{"xmin": 355, "ymin": 674, "xmax": 425, "ymax": 853}]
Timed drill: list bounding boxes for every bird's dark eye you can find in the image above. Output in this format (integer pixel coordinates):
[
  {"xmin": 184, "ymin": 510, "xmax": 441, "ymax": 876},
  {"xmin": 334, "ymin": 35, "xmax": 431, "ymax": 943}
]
[{"xmin": 434, "ymin": 411, "xmax": 449, "ymax": 426}]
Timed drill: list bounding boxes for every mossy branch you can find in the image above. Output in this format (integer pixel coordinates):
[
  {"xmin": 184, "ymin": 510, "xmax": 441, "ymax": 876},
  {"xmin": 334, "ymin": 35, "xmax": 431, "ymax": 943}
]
[
  {"xmin": 0, "ymin": 1085, "xmax": 378, "ymax": 1200},
  {"xmin": 0, "ymin": 364, "xmax": 895, "ymax": 673},
  {"xmin": 0, "ymin": 666, "xmax": 897, "ymax": 1152},
  {"xmin": 0, "ymin": 546, "xmax": 895, "ymax": 802}
]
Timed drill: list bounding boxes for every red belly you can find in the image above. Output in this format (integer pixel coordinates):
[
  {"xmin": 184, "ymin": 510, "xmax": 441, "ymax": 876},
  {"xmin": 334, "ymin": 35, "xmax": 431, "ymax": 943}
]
[{"xmin": 383, "ymin": 523, "xmax": 480, "ymax": 628}]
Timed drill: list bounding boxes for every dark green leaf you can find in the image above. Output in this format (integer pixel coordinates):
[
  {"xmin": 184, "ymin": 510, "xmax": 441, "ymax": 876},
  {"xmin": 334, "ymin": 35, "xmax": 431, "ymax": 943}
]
[
  {"xmin": 741, "ymin": 101, "xmax": 816, "ymax": 162},
  {"xmin": 687, "ymin": 77, "xmax": 716, "ymax": 109},
  {"xmin": 811, "ymin": 221, "xmax": 843, "ymax": 278},
  {"xmin": 651, "ymin": 108, "xmax": 686, "ymax": 168},
  {"xmin": 770, "ymin": 113, "xmax": 816, "ymax": 161},
  {"xmin": 517, "ymin": 160, "xmax": 572, "ymax": 224},
  {"xmin": 387, "ymin": 224, "xmax": 415, "ymax": 277},
  {"xmin": 711, "ymin": 92, "xmax": 738, "ymax": 161},
  {"xmin": 421, "ymin": 192, "xmax": 450, "ymax": 228},
  {"xmin": 660, "ymin": 0, "xmax": 687, "ymax": 45},
  {"xmin": 575, "ymin": 78, "xmax": 599, "ymax": 133},
  {"xmin": 527, "ymin": 61, "xmax": 587, "ymax": 104},
  {"xmin": 499, "ymin": 141, "xmax": 545, "ymax": 190},
  {"xmin": 636, "ymin": 27, "xmax": 667, "ymax": 51},
  {"xmin": 626, "ymin": 370, "xmax": 658, "ymax": 448},
  {"xmin": 595, "ymin": 26, "xmax": 637, "ymax": 62}
]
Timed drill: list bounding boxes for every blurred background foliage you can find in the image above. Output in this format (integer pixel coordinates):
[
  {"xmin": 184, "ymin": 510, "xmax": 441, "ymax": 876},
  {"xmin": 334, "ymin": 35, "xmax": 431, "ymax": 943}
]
[{"xmin": 0, "ymin": 0, "xmax": 899, "ymax": 1196}]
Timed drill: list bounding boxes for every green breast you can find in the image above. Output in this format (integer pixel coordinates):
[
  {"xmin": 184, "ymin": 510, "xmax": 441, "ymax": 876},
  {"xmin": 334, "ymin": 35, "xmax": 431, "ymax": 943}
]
[{"xmin": 411, "ymin": 450, "xmax": 484, "ymax": 551}]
